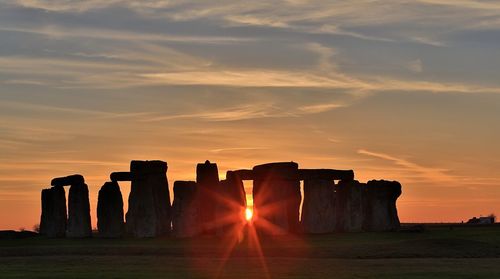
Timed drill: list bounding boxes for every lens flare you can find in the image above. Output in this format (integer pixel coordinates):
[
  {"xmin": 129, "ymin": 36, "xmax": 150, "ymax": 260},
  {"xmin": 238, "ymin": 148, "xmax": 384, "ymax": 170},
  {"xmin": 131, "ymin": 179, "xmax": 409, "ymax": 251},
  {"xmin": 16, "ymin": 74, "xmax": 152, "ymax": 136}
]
[{"xmin": 245, "ymin": 207, "xmax": 253, "ymax": 221}]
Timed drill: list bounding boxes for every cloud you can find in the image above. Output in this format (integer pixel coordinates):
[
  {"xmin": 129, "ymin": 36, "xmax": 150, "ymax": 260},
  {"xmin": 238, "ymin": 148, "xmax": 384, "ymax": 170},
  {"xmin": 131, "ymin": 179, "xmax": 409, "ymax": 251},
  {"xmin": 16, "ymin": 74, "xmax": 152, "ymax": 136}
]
[
  {"xmin": 142, "ymin": 104, "xmax": 295, "ymax": 122},
  {"xmin": 3, "ymin": 0, "xmax": 486, "ymax": 46},
  {"xmin": 0, "ymin": 26, "xmax": 255, "ymax": 45},
  {"xmin": 305, "ymin": 43, "xmax": 337, "ymax": 71},
  {"xmin": 407, "ymin": 59, "xmax": 423, "ymax": 73},
  {"xmin": 417, "ymin": 0, "xmax": 500, "ymax": 10},
  {"xmin": 2, "ymin": 1, "xmax": 500, "ymax": 93},
  {"xmin": 298, "ymin": 103, "xmax": 345, "ymax": 114},
  {"xmin": 2, "ymin": 79, "xmax": 47, "ymax": 86},
  {"xmin": 225, "ymin": 15, "xmax": 289, "ymax": 28},
  {"xmin": 13, "ymin": 0, "xmax": 124, "ymax": 12},
  {"xmin": 210, "ymin": 147, "xmax": 269, "ymax": 153},
  {"xmin": 0, "ymin": 100, "xmax": 152, "ymax": 119},
  {"xmin": 357, "ymin": 149, "xmax": 454, "ymax": 182},
  {"xmin": 139, "ymin": 70, "xmax": 366, "ymax": 88}
]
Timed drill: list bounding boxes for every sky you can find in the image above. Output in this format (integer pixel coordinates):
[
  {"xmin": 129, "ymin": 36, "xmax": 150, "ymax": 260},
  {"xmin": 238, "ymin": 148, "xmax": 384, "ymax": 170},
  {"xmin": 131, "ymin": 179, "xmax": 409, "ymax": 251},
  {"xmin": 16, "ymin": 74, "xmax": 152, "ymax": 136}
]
[{"xmin": 1, "ymin": 0, "xmax": 500, "ymax": 229}]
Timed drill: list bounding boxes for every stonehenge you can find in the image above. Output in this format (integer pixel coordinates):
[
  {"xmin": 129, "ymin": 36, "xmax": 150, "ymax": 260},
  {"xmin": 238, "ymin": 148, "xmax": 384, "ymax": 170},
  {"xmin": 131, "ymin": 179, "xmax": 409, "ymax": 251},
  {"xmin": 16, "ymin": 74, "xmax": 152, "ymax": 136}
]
[
  {"xmin": 67, "ymin": 179, "xmax": 92, "ymax": 238},
  {"xmin": 252, "ymin": 162, "xmax": 301, "ymax": 235},
  {"xmin": 215, "ymin": 171, "xmax": 247, "ymax": 237},
  {"xmin": 40, "ymin": 186, "xmax": 66, "ymax": 238},
  {"xmin": 40, "ymin": 174, "xmax": 91, "ymax": 238},
  {"xmin": 303, "ymin": 178, "xmax": 402, "ymax": 233},
  {"xmin": 233, "ymin": 169, "xmax": 254, "ymax": 180},
  {"xmin": 51, "ymin": 174, "xmax": 85, "ymax": 187},
  {"xmin": 126, "ymin": 160, "xmax": 172, "ymax": 238},
  {"xmin": 301, "ymin": 178, "xmax": 336, "ymax": 234},
  {"xmin": 39, "ymin": 160, "xmax": 403, "ymax": 239},
  {"xmin": 97, "ymin": 181, "xmax": 124, "ymax": 238},
  {"xmin": 298, "ymin": 169, "xmax": 354, "ymax": 181},
  {"xmin": 110, "ymin": 172, "xmax": 132, "ymax": 182},
  {"xmin": 196, "ymin": 160, "xmax": 220, "ymax": 234},
  {"xmin": 363, "ymin": 180, "xmax": 402, "ymax": 232},
  {"xmin": 335, "ymin": 180, "xmax": 365, "ymax": 232},
  {"xmin": 172, "ymin": 181, "xmax": 199, "ymax": 238}
]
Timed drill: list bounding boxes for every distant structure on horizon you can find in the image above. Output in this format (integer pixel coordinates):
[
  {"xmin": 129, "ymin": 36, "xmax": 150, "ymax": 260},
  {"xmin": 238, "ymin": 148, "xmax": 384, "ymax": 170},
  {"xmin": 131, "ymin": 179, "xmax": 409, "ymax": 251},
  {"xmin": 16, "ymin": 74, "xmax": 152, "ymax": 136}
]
[
  {"xmin": 467, "ymin": 215, "xmax": 496, "ymax": 225},
  {"xmin": 39, "ymin": 160, "xmax": 402, "ymax": 238}
]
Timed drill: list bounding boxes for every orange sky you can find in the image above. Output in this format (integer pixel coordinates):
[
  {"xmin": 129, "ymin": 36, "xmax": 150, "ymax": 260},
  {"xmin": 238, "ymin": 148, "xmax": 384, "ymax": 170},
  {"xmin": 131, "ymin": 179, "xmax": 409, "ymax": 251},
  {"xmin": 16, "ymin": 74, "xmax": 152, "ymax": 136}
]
[{"xmin": 1, "ymin": 1, "xmax": 500, "ymax": 229}]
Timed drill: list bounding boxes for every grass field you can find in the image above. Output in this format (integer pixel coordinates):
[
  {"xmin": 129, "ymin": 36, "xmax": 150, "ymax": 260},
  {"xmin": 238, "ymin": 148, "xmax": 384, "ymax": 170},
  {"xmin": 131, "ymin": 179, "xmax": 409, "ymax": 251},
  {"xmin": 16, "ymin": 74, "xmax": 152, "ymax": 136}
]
[{"xmin": 1, "ymin": 225, "xmax": 500, "ymax": 278}]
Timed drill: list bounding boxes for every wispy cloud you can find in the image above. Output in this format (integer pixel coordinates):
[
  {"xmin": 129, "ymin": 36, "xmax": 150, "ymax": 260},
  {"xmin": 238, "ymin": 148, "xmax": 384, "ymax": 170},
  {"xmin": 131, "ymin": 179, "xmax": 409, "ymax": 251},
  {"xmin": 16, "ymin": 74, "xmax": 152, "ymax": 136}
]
[
  {"xmin": 139, "ymin": 70, "xmax": 366, "ymax": 88},
  {"xmin": 210, "ymin": 147, "xmax": 269, "ymax": 153},
  {"xmin": 142, "ymin": 104, "xmax": 295, "ymax": 122},
  {"xmin": 0, "ymin": 100, "xmax": 153, "ymax": 119},
  {"xmin": 357, "ymin": 149, "xmax": 454, "ymax": 182},
  {"xmin": 298, "ymin": 103, "xmax": 346, "ymax": 113},
  {"xmin": 0, "ymin": 26, "xmax": 256, "ymax": 44},
  {"xmin": 407, "ymin": 59, "xmax": 423, "ymax": 73},
  {"xmin": 1, "ymin": 79, "xmax": 47, "ymax": 86}
]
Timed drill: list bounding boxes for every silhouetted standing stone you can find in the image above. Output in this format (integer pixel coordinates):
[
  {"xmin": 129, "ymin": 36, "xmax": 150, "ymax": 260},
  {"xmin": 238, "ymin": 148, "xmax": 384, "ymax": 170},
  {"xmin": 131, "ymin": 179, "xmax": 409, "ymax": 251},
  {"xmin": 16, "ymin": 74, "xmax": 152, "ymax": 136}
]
[
  {"xmin": 253, "ymin": 162, "xmax": 301, "ymax": 235},
  {"xmin": 363, "ymin": 180, "xmax": 402, "ymax": 231},
  {"xmin": 196, "ymin": 160, "xmax": 220, "ymax": 234},
  {"xmin": 336, "ymin": 180, "xmax": 364, "ymax": 232},
  {"xmin": 126, "ymin": 160, "xmax": 171, "ymax": 238},
  {"xmin": 67, "ymin": 182, "xmax": 92, "ymax": 238},
  {"xmin": 216, "ymin": 171, "xmax": 247, "ymax": 237},
  {"xmin": 97, "ymin": 181, "xmax": 124, "ymax": 238},
  {"xmin": 172, "ymin": 181, "xmax": 199, "ymax": 238},
  {"xmin": 301, "ymin": 178, "xmax": 336, "ymax": 234},
  {"xmin": 233, "ymin": 169, "xmax": 254, "ymax": 180},
  {"xmin": 40, "ymin": 186, "xmax": 66, "ymax": 238}
]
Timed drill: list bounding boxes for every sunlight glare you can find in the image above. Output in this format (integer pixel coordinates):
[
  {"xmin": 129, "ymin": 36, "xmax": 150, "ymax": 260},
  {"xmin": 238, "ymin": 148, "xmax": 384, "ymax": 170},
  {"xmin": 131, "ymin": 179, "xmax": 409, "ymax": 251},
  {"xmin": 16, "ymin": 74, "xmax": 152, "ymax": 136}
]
[{"xmin": 245, "ymin": 207, "xmax": 253, "ymax": 222}]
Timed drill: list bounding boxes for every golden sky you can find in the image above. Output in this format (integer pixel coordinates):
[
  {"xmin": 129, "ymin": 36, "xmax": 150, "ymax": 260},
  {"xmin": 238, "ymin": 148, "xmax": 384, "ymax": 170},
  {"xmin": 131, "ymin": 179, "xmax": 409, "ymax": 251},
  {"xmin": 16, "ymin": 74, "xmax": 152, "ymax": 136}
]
[{"xmin": 1, "ymin": 0, "xmax": 500, "ymax": 229}]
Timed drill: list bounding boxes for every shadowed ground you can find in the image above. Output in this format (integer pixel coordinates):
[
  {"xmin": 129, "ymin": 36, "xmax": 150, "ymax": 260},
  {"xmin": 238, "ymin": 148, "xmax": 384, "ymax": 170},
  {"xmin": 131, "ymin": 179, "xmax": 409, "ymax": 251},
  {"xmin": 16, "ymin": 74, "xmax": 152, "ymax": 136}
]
[{"xmin": 1, "ymin": 225, "xmax": 499, "ymax": 278}]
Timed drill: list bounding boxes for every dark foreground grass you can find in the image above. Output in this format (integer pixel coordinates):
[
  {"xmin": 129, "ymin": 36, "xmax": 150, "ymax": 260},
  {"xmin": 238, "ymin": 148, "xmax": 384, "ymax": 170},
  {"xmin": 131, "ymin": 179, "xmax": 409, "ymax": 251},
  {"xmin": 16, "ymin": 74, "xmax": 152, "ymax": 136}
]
[{"xmin": 1, "ymin": 225, "xmax": 500, "ymax": 278}]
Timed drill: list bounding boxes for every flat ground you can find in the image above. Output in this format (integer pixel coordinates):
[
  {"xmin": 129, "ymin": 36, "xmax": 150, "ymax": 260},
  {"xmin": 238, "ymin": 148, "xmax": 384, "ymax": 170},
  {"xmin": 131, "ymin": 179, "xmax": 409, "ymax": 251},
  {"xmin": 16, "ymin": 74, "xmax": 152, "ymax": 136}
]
[{"xmin": 1, "ymin": 225, "xmax": 500, "ymax": 278}]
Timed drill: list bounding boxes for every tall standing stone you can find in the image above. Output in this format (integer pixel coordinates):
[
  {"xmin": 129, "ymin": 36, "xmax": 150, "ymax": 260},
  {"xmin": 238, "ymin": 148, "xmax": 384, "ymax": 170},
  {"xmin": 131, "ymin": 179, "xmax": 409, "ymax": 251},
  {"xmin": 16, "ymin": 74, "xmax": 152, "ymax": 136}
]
[
  {"xmin": 67, "ymin": 182, "xmax": 92, "ymax": 238},
  {"xmin": 336, "ymin": 180, "xmax": 365, "ymax": 232},
  {"xmin": 172, "ymin": 181, "xmax": 199, "ymax": 238},
  {"xmin": 97, "ymin": 181, "xmax": 124, "ymax": 238},
  {"xmin": 363, "ymin": 180, "xmax": 402, "ymax": 231},
  {"xmin": 253, "ymin": 162, "xmax": 301, "ymax": 235},
  {"xmin": 196, "ymin": 160, "xmax": 220, "ymax": 234},
  {"xmin": 216, "ymin": 171, "xmax": 247, "ymax": 237},
  {"xmin": 126, "ymin": 160, "xmax": 171, "ymax": 238},
  {"xmin": 40, "ymin": 186, "xmax": 66, "ymax": 238},
  {"xmin": 301, "ymin": 178, "xmax": 336, "ymax": 234}
]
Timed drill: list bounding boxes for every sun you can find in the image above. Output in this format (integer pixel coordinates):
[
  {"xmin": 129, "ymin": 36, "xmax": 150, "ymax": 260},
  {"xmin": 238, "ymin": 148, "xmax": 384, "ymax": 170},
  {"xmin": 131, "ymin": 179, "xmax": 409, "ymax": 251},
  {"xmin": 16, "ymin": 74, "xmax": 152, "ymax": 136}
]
[{"xmin": 245, "ymin": 207, "xmax": 253, "ymax": 222}]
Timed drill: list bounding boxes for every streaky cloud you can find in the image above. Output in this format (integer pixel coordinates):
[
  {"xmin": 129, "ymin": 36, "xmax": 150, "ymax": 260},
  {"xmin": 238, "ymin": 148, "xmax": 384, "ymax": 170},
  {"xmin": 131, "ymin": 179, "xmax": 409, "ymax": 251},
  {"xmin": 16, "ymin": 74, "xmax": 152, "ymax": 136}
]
[{"xmin": 357, "ymin": 149, "xmax": 454, "ymax": 183}]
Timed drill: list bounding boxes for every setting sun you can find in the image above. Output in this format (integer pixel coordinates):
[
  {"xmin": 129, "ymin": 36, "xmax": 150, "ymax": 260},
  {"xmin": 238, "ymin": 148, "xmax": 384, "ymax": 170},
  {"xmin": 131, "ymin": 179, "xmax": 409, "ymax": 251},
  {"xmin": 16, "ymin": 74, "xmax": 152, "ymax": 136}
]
[{"xmin": 245, "ymin": 207, "xmax": 253, "ymax": 222}]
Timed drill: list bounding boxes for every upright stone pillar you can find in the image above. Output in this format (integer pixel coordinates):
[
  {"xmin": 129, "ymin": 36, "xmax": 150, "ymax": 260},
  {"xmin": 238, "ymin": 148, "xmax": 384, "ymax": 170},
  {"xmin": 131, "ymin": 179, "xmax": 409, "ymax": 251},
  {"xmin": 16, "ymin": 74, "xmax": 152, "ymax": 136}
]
[
  {"xmin": 67, "ymin": 182, "xmax": 92, "ymax": 238},
  {"xmin": 253, "ymin": 162, "xmax": 301, "ymax": 235},
  {"xmin": 97, "ymin": 181, "xmax": 124, "ymax": 238},
  {"xmin": 172, "ymin": 181, "xmax": 199, "ymax": 238},
  {"xmin": 126, "ymin": 160, "xmax": 171, "ymax": 238},
  {"xmin": 301, "ymin": 178, "xmax": 336, "ymax": 234},
  {"xmin": 335, "ymin": 180, "xmax": 365, "ymax": 232},
  {"xmin": 40, "ymin": 186, "xmax": 66, "ymax": 238},
  {"xmin": 216, "ymin": 171, "xmax": 246, "ymax": 237},
  {"xmin": 196, "ymin": 160, "xmax": 220, "ymax": 234},
  {"xmin": 363, "ymin": 180, "xmax": 402, "ymax": 231}
]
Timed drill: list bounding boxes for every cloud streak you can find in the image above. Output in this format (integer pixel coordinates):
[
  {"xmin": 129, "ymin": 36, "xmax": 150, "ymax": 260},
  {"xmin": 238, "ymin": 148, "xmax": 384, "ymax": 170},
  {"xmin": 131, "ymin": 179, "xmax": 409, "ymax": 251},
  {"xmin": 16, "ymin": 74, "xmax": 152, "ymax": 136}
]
[{"xmin": 357, "ymin": 149, "xmax": 454, "ymax": 183}]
